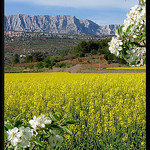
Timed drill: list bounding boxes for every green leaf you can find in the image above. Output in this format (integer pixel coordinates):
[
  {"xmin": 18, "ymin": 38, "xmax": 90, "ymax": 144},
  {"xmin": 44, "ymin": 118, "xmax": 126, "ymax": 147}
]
[
  {"xmin": 5, "ymin": 146, "xmax": 13, "ymax": 150},
  {"xmin": 23, "ymin": 124, "xmax": 32, "ymax": 128},
  {"xmin": 14, "ymin": 113, "xmax": 22, "ymax": 124},
  {"xmin": 118, "ymin": 25, "xmax": 124, "ymax": 36},
  {"xmin": 128, "ymin": 43, "xmax": 132, "ymax": 48},
  {"xmin": 58, "ymin": 114, "xmax": 63, "ymax": 120},
  {"xmin": 49, "ymin": 112, "xmax": 58, "ymax": 121},
  {"xmin": 53, "ymin": 114, "xmax": 60, "ymax": 121},
  {"xmin": 64, "ymin": 112, "xmax": 70, "ymax": 120},
  {"xmin": 14, "ymin": 120, "xmax": 23, "ymax": 127},
  {"xmin": 43, "ymin": 132, "xmax": 50, "ymax": 138},
  {"xmin": 34, "ymin": 139, "xmax": 44, "ymax": 147},
  {"xmin": 14, "ymin": 113, "xmax": 22, "ymax": 121},
  {"xmin": 118, "ymin": 28, "xmax": 120, "ymax": 35},
  {"xmin": 37, "ymin": 131, "xmax": 45, "ymax": 136},
  {"xmin": 51, "ymin": 125, "xmax": 61, "ymax": 129},
  {"xmin": 4, "ymin": 124, "xmax": 13, "ymax": 130},
  {"xmin": 41, "ymin": 148, "xmax": 47, "ymax": 150},
  {"xmin": 141, "ymin": 37, "xmax": 146, "ymax": 41},
  {"xmin": 61, "ymin": 126, "xmax": 72, "ymax": 134},
  {"xmin": 49, "ymin": 112, "xmax": 63, "ymax": 121},
  {"xmin": 4, "ymin": 129, "xmax": 7, "ymax": 142},
  {"xmin": 55, "ymin": 146, "xmax": 60, "ymax": 150},
  {"xmin": 7, "ymin": 117, "xmax": 14, "ymax": 124},
  {"xmin": 33, "ymin": 130, "xmax": 37, "ymax": 135},
  {"xmin": 120, "ymin": 25, "xmax": 123, "ymax": 35},
  {"xmin": 126, "ymin": 25, "xmax": 131, "ymax": 33},
  {"xmin": 66, "ymin": 120, "xmax": 76, "ymax": 124}
]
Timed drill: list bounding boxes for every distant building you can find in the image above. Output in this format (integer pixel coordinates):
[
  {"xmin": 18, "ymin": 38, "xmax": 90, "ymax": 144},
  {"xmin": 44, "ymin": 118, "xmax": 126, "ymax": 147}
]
[{"xmin": 20, "ymin": 54, "xmax": 26, "ymax": 58}]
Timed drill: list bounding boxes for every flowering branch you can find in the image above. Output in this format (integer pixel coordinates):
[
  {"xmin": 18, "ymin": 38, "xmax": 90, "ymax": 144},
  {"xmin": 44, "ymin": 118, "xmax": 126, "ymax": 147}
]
[
  {"xmin": 108, "ymin": 0, "xmax": 146, "ymax": 64},
  {"xmin": 133, "ymin": 42, "xmax": 146, "ymax": 47},
  {"xmin": 4, "ymin": 112, "xmax": 76, "ymax": 149}
]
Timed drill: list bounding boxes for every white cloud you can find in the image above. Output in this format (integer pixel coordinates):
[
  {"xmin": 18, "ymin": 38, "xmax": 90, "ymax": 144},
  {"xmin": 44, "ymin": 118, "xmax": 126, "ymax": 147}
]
[{"xmin": 5, "ymin": 0, "xmax": 139, "ymax": 9}]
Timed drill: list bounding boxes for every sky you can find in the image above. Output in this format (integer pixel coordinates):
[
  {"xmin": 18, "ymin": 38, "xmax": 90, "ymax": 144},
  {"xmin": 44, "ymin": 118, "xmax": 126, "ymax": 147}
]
[{"xmin": 5, "ymin": 0, "xmax": 139, "ymax": 25}]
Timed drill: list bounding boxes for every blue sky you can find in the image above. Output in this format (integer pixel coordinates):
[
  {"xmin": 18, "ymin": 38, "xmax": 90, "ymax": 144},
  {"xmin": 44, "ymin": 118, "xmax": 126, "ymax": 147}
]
[{"xmin": 5, "ymin": 0, "xmax": 139, "ymax": 25}]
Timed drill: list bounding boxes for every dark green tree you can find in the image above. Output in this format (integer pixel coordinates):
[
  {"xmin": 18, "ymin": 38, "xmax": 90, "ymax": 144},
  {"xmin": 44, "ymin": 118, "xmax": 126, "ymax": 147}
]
[
  {"xmin": 12, "ymin": 54, "xmax": 20, "ymax": 64},
  {"xmin": 44, "ymin": 56, "xmax": 51, "ymax": 68},
  {"xmin": 50, "ymin": 57, "xmax": 60, "ymax": 66},
  {"xmin": 25, "ymin": 55, "xmax": 33, "ymax": 63},
  {"xmin": 87, "ymin": 40, "xmax": 99, "ymax": 53},
  {"xmin": 36, "ymin": 62, "xmax": 44, "ymax": 69},
  {"xmin": 75, "ymin": 41, "xmax": 88, "ymax": 57},
  {"xmin": 33, "ymin": 52, "xmax": 45, "ymax": 62}
]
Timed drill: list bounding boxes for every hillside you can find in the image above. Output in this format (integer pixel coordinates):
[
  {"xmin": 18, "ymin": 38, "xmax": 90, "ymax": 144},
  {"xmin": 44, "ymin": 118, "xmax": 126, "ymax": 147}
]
[{"xmin": 4, "ymin": 32, "xmax": 113, "ymax": 63}]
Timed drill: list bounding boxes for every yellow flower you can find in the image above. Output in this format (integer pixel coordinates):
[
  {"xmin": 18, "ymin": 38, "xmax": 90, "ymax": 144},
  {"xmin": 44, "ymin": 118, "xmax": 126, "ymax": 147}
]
[
  {"xmin": 5, "ymin": 72, "xmax": 146, "ymax": 148},
  {"xmin": 141, "ymin": 141, "xmax": 145, "ymax": 146}
]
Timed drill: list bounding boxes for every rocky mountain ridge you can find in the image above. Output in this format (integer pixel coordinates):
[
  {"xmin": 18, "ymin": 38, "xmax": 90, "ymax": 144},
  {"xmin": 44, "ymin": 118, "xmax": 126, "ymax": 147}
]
[{"xmin": 5, "ymin": 14, "xmax": 120, "ymax": 35}]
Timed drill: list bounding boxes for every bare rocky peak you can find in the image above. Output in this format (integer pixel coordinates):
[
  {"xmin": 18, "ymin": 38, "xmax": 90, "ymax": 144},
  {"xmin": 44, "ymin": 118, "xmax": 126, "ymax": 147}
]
[{"xmin": 5, "ymin": 14, "xmax": 120, "ymax": 35}]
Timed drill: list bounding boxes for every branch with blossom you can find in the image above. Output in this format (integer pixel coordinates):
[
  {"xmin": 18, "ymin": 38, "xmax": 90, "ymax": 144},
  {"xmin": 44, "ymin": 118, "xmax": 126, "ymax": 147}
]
[
  {"xmin": 4, "ymin": 113, "xmax": 75, "ymax": 150},
  {"xmin": 108, "ymin": 0, "xmax": 146, "ymax": 64}
]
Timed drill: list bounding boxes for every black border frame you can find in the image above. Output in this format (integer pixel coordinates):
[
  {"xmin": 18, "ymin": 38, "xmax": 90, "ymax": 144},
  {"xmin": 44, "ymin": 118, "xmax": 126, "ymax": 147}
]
[{"xmin": 1, "ymin": 0, "xmax": 4, "ymax": 149}]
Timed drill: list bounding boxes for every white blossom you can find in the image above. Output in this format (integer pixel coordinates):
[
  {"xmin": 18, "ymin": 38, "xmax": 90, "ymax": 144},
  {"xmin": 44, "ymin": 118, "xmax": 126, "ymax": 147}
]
[
  {"xmin": 29, "ymin": 114, "xmax": 52, "ymax": 129},
  {"xmin": 20, "ymin": 138, "xmax": 31, "ymax": 148},
  {"xmin": 7, "ymin": 127, "xmax": 21, "ymax": 147},
  {"xmin": 48, "ymin": 130, "xmax": 63, "ymax": 148},
  {"xmin": 108, "ymin": 1, "xmax": 146, "ymax": 63},
  {"xmin": 55, "ymin": 135, "xmax": 63, "ymax": 147},
  {"xmin": 17, "ymin": 126, "xmax": 33, "ymax": 140},
  {"xmin": 29, "ymin": 116, "xmax": 39, "ymax": 129},
  {"xmin": 108, "ymin": 37, "xmax": 122, "ymax": 56}
]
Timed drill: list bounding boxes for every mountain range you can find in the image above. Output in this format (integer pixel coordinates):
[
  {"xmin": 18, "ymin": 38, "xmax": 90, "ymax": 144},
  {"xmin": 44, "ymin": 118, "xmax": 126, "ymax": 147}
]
[{"xmin": 5, "ymin": 14, "xmax": 120, "ymax": 35}]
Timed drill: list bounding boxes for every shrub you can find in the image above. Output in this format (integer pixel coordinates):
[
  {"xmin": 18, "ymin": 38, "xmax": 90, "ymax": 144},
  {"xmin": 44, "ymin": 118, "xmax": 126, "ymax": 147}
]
[
  {"xmin": 44, "ymin": 56, "xmax": 51, "ymax": 68},
  {"xmin": 104, "ymin": 53, "xmax": 109, "ymax": 60},
  {"xmin": 36, "ymin": 62, "xmax": 44, "ymax": 69},
  {"xmin": 78, "ymin": 58, "xmax": 82, "ymax": 62},
  {"xmin": 50, "ymin": 57, "xmax": 60, "ymax": 66},
  {"xmin": 90, "ymin": 49, "xmax": 97, "ymax": 55},
  {"xmin": 48, "ymin": 65, "xmax": 53, "ymax": 69},
  {"xmin": 12, "ymin": 54, "xmax": 20, "ymax": 64},
  {"xmin": 108, "ymin": 60, "xmax": 112, "ymax": 64},
  {"xmin": 28, "ymin": 65, "xmax": 34, "ymax": 69},
  {"xmin": 55, "ymin": 63, "xmax": 66, "ymax": 68}
]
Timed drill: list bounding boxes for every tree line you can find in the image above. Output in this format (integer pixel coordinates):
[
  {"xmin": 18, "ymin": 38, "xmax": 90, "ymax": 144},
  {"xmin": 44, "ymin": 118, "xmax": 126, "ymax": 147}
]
[
  {"xmin": 69, "ymin": 39, "xmax": 127, "ymax": 64},
  {"xmin": 12, "ymin": 52, "xmax": 65, "ymax": 69}
]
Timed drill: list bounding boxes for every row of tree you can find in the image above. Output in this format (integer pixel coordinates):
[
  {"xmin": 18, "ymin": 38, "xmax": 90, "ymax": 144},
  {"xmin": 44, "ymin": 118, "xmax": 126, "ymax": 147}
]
[
  {"xmin": 12, "ymin": 52, "xmax": 47, "ymax": 64},
  {"xmin": 12, "ymin": 39, "xmax": 127, "ymax": 66},
  {"xmin": 69, "ymin": 39, "xmax": 127, "ymax": 64},
  {"xmin": 12, "ymin": 52, "xmax": 65, "ymax": 69},
  {"xmin": 70, "ymin": 39, "xmax": 110, "ymax": 57}
]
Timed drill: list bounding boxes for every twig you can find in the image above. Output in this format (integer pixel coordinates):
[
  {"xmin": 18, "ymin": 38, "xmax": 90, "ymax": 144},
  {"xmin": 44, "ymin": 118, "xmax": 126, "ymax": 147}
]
[
  {"xmin": 31, "ymin": 145, "xmax": 36, "ymax": 150},
  {"xmin": 133, "ymin": 42, "xmax": 146, "ymax": 47}
]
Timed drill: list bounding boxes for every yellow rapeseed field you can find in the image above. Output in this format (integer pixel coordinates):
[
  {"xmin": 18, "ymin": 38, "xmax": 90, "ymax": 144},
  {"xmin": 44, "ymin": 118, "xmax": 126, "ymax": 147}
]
[
  {"xmin": 106, "ymin": 66, "xmax": 146, "ymax": 70},
  {"xmin": 5, "ymin": 72, "xmax": 146, "ymax": 149}
]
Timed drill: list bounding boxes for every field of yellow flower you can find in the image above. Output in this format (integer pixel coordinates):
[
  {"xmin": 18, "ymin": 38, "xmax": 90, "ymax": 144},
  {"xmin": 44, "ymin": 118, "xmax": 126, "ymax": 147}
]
[
  {"xmin": 5, "ymin": 72, "xmax": 146, "ymax": 149},
  {"xmin": 106, "ymin": 66, "xmax": 146, "ymax": 70}
]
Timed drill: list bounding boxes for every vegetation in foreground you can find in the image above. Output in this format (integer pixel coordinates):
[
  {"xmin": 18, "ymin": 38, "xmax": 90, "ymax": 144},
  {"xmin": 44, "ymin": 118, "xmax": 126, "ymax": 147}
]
[{"xmin": 5, "ymin": 72, "xmax": 146, "ymax": 149}]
